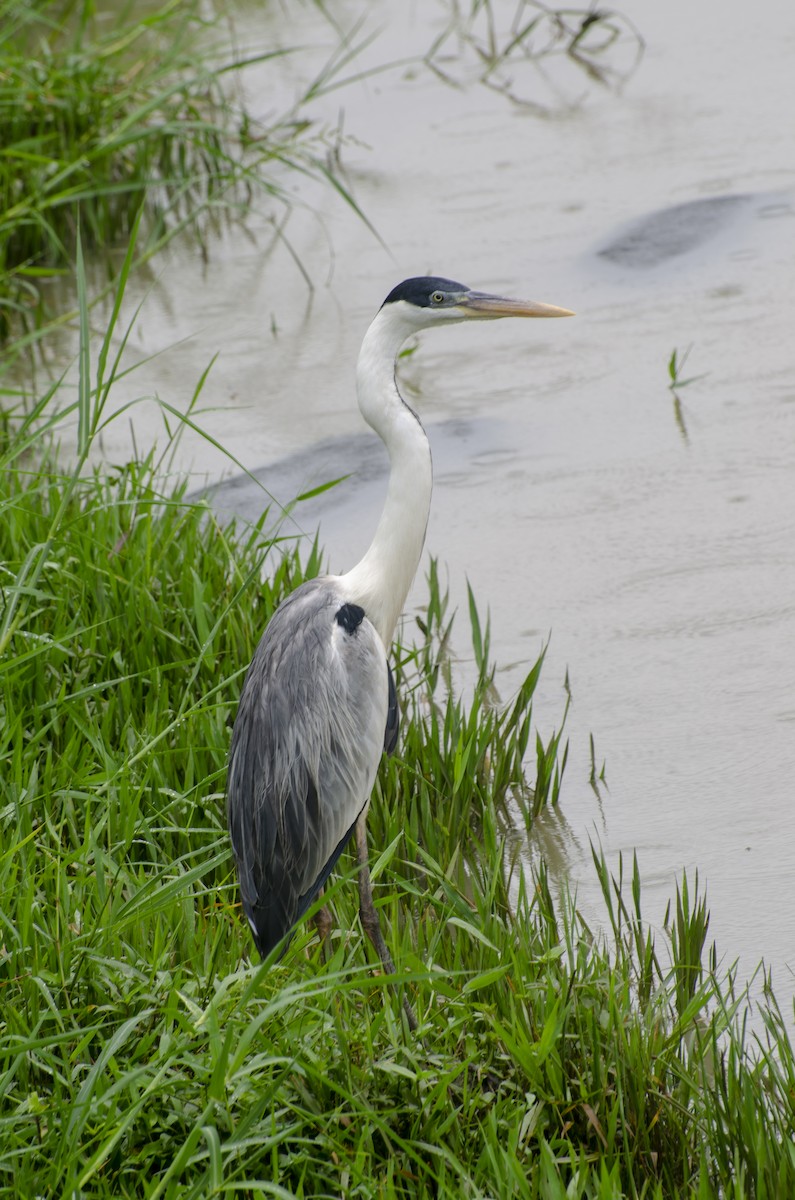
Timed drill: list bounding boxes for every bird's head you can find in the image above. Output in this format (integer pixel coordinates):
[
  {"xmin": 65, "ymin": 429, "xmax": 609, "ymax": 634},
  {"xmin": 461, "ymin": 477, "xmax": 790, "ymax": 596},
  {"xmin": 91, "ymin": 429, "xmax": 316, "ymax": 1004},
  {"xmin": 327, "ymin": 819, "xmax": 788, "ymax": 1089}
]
[{"xmin": 380, "ymin": 276, "xmax": 574, "ymax": 330}]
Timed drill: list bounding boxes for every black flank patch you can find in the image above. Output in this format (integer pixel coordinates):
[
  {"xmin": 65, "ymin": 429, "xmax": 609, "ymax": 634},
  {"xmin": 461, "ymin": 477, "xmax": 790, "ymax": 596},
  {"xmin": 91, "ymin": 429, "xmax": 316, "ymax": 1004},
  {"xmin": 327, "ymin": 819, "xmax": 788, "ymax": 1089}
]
[{"xmin": 335, "ymin": 603, "xmax": 365, "ymax": 635}]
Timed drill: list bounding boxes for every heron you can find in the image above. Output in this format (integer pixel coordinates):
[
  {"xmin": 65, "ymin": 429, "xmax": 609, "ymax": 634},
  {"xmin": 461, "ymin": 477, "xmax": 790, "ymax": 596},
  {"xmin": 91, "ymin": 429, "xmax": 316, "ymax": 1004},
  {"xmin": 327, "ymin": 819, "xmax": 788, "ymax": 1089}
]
[{"xmin": 227, "ymin": 276, "xmax": 573, "ymax": 1022}]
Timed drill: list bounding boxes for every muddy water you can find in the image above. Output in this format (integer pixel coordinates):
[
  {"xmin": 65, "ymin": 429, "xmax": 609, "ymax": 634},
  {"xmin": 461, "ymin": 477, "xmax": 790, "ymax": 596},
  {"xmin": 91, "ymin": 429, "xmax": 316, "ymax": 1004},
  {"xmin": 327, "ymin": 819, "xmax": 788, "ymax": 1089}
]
[{"xmin": 61, "ymin": 1, "xmax": 795, "ymax": 1002}]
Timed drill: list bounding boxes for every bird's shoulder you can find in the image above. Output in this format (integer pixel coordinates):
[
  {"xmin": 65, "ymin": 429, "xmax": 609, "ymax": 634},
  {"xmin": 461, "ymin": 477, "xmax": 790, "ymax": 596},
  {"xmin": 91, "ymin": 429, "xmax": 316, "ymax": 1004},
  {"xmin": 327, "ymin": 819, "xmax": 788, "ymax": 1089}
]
[
  {"xmin": 241, "ymin": 576, "xmax": 386, "ymax": 705},
  {"xmin": 266, "ymin": 575, "xmax": 342, "ymax": 629}
]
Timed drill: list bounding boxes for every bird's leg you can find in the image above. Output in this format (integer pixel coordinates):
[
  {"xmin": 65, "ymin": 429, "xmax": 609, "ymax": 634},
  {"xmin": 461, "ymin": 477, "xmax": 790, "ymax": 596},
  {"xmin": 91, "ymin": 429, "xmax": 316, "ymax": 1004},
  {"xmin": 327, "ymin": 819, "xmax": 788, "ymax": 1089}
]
[
  {"xmin": 356, "ymin": 821, "xmax": 397, "ymax": 975},
  {"xmin": 307, "ymin": 888, "xmax": 333, "ymax": 962},
  {"xmin": 355, "ymin": 816, "xmax": 418, "ymax": 1032},
  {"xmin": 312, "ymin": 901, "xmax": 333, "ymax": 951}
]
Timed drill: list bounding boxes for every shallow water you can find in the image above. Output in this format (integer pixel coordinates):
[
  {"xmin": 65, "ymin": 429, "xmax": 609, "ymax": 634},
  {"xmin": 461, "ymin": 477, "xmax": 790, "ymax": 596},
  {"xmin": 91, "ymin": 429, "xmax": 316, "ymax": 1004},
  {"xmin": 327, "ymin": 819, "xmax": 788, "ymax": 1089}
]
[{"xmin": 51, "ymin": 0, "xmax": 795, "ymax": 1005}]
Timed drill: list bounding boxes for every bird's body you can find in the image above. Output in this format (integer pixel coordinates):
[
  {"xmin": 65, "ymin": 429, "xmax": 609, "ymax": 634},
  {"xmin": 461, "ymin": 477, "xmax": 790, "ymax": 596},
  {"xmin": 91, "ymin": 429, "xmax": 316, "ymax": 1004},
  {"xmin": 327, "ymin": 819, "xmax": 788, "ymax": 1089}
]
[
  {"xmin": 228, "ymin": 580, "xmax": 391, "ymax": 956},
  {"xmin": 227, "ymin": 276, "xmax": 572, "ymax": 987}
]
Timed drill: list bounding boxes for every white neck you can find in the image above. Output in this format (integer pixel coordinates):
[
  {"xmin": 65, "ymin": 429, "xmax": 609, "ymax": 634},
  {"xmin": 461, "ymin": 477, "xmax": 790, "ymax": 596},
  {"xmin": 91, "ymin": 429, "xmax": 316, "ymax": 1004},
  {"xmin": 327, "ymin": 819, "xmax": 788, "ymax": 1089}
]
[{"xmin": 340, "ymin": 305, "xmax": 433, "ymax": 647}]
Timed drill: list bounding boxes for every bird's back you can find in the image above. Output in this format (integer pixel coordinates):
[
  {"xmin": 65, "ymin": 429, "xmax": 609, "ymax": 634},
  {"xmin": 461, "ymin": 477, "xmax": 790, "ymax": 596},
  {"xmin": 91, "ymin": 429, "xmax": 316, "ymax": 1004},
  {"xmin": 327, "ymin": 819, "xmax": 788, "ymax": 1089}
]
[{"xmin": 227, "ymin": 577, "xmax": 390, "ymax": 957}]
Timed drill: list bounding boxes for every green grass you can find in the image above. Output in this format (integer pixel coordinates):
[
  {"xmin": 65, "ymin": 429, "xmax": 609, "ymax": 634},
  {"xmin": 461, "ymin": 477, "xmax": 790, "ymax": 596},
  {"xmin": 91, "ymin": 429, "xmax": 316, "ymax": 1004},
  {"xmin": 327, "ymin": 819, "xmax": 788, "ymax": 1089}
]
[
  {"xmin": 0, "ymin": 0, "xmax": 362, "ymax": 340},
  {"xmin": 0, "ymin": 262, "xmax": 794, "ymax": 1197}
]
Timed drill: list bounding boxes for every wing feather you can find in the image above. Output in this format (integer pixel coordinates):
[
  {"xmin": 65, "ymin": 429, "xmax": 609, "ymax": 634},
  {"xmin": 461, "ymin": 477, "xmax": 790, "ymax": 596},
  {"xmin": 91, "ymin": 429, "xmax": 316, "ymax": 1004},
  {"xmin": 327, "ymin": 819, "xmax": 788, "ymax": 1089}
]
[
  {"xmin": 384, "ymin": 662, "xmax": 400, "ymax": 756},
  {"xmin": 227, "ymin": 578, "xmax": 389, "ymax": 957}
]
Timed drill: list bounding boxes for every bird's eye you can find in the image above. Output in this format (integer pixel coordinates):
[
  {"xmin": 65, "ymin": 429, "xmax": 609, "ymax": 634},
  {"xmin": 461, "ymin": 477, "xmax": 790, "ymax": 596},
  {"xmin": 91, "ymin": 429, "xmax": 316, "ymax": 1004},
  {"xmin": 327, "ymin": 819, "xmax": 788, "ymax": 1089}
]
[{"xmin": 431, "ymin": 291, "xmax": 445, "ymax": 304}]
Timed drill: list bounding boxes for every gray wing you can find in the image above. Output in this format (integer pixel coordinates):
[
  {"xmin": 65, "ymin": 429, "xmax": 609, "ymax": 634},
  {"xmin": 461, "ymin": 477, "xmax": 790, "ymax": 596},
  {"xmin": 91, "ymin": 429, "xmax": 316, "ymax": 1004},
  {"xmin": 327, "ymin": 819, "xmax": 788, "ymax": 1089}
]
[{"xmin": 227, "ymin": 578, "xmax": 390, "ymax": 958}]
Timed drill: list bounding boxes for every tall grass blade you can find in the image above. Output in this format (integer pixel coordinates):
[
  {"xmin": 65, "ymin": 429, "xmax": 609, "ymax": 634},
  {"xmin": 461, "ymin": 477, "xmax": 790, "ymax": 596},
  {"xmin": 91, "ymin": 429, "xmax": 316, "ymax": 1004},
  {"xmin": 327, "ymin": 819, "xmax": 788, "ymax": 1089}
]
[{"xmin": 75, "ymin": 224, "xmax": 91, "ymax": 456}]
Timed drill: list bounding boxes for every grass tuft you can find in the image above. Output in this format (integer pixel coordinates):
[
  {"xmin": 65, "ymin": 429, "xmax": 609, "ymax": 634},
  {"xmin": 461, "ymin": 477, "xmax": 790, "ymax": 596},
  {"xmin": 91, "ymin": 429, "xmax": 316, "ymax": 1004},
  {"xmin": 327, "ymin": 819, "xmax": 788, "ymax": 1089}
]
[{"xmin": 0, "ymin": 0, "xmax": 344, "ymax": 339}]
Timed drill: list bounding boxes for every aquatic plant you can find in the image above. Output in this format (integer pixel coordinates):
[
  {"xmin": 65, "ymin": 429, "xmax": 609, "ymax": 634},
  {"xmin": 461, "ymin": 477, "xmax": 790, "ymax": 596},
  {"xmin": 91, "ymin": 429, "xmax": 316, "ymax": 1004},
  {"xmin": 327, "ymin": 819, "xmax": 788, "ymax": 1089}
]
[
  {"xmin": 667, "ymin": 345, "xmax": 708, "ymax": 442},
  {"xmin": 426, "ymin": 0, "xmax": 645, "ymax": 110}
]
